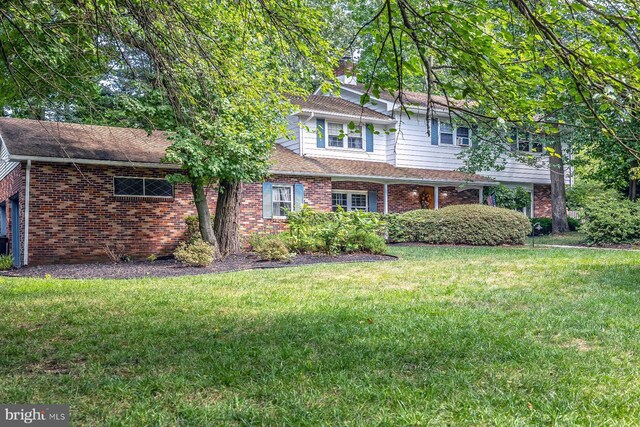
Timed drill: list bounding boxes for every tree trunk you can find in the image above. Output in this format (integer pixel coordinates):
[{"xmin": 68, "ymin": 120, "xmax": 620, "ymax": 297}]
[
  {"xmin": 549, "ymin": 139, "xmax": 569, "ymax": 234},
  {"xmin": 629, "ymin": 161, "xmax": 638, "ymax": 201},
  {"xmin": 213, "ymin": 180, "xmax": 242, "ymax": 257},
  {"xmin": 191, "ymin": 182, "xmax": 221, "ymax": 258}
]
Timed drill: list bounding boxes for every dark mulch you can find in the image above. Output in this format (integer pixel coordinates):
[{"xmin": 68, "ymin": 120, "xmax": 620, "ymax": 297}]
[{"xmin": 1, "ymin": 252, "xmax": 396, "ymax": 280}]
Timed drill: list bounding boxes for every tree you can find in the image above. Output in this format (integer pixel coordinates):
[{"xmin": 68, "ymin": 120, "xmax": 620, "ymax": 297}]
[
  {"xmin": 339, "ymin": 0, "xmax": 640, "ymax": 232},
  {"xmin": 0, "ymin": 0, "xmax": 335, "ymax": 257}
]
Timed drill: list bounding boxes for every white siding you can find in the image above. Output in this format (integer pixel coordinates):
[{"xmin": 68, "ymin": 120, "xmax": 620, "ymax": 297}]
[
  {"xmin": 0, "ymin": 140, "xmax": 18, "ymax": 180},
  {"xmin": 301, "ymin": 118, "xmax": 389, "ymax": 162},
  {"xmin": 276, "ymin": 115, "xmax": 301, "ymax": 154},
  {"xmin": 392, "ymin": 112, "xmax": 553, "ymax": 184}
]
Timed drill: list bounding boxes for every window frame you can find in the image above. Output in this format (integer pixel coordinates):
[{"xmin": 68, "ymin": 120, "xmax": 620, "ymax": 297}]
[
  {"xmin": 331, "ymin": 190, "xmax": 368, "ymax": 212},
  {"xmin": 438, "ymin": 119, "xmax": 471, "ymax": 147},
  {"xmin": 113, "ymin": 176, "xmax": 174, "ymax": 198},
  {"xmin": 271, "ymin": 184, "xmax": 294, "ymax": 219},
  {"xmin": 325, "ymin": 122, "xmax": 366, "ymax": 151}
]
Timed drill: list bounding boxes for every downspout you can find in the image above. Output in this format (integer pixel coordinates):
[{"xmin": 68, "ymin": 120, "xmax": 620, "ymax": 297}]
[
  {"xmin": 434, "ymin": 186, "xmax": 439, "ymax": 209},
  {"xmin": 23, "ymin": 159, "xmax": 30, "ymax": 266},
  {"xmin": 383, "ymin": 183, "xmax": 389, "ymax": 214}
]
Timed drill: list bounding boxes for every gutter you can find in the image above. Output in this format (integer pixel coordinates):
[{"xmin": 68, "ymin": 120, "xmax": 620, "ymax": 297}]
[
  {"xmin": 9, "ymin": 155, "xmax": 180, "ymax": 170},
  {"xmin": 270, "ymin": 169, "xmax": 495, "ymax": 186}
]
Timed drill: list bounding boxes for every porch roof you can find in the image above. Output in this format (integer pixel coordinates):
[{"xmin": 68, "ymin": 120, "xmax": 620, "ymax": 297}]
[{"xmin": 271, "ymin": 146, "xmax": 493, "ymax": 185}]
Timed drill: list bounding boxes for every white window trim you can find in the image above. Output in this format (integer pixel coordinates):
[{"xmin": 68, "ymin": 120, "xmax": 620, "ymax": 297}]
[
  {"xmin": 331, "ymin": 190, "xmax": 368, "ymax": 211},
  {"xmin": 438, "ymin": 119, "xmax": 471, "ymax": 147},
  {"xmin": 113, "ymin": 176, "xmax": 174, "ymax": 198},
  {"xmin": 325, "ymin": 122, "xmax": 366, "ymax": 152},
  {"xmin": 272, "ymin": 184, "xmax": 294, "ymax": 219}
]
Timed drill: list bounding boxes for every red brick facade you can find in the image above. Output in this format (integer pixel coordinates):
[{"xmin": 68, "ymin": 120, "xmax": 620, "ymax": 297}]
[
  {"xmin": 0, "ymin": 160, "xmax": 554, "ymax": 265},
  {"xmin": 533, "ymin": 184, "xmax": 552, "ymax": 217},
  {"xmin": 2, "ymin": 162, "xmax": 332, "ymax": 264}
]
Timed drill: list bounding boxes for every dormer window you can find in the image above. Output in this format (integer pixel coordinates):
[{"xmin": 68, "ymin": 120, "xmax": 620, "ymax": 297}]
[
  {"xmin": 348, "ymin": 125, "xmax": 363, "ymax": 149},
  {"xmin": 326, "ymin": 122, "xmax": 364, "ymax": 150},
  {"xmin": 328, "ymin": 122, "xmax": 344, "ymax": 147}
]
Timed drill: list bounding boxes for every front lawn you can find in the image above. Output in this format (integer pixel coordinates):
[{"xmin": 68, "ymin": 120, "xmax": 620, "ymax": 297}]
[
  {"xmin": 1, "ymin": 246, "xmax": 640, "ymax": 425},
  {"xmin": 529, "ymin": 231, "xmax": 589, "ymax": 246}
]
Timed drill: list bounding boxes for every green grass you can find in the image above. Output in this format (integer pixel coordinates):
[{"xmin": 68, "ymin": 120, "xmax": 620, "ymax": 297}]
[
  {"xmin": 529, "ymin": 231, "xmax": 589, "ymax": 246},
  {"xmin": 2, "ymin": 246, "xmax": 640, "ymax": 426}
]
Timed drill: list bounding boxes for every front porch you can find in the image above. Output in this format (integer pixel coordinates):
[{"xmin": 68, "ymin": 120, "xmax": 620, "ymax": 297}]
[{"xmin": 331, "ymin": 180, "xmax": 485, "ymax": 214}]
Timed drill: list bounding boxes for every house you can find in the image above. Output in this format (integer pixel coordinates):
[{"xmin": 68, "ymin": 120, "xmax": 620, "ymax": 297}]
[{"xmin": 0, "ymin": 82, "xmax": 565, "ymax": 266}]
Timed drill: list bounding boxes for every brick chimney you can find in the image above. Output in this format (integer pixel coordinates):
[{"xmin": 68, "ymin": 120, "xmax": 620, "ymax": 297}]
[{"xmin": 335, "ymin": 56, "xmax": 356, "ymax": 84}]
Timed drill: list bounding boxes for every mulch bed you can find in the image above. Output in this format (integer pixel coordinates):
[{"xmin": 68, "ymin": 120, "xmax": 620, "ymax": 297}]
[{"xmin": 1, "ymin": 252, "xmax": 396, "ymax": 280}]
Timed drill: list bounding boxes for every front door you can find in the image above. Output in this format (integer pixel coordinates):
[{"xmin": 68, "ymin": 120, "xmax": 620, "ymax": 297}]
[
  {"xmin": 418, "ymin": 186, "xmax": 435, "ymax": 209},
  {"xmin": 10, "ymin": 195, "xmax": 19, "ymax": 267}
]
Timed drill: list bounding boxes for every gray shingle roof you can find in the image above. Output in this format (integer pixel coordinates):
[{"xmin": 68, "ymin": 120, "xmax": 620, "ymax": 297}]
[{"xmin": 289, "ymin": 95, "xmax": 393, "ymax": 122}]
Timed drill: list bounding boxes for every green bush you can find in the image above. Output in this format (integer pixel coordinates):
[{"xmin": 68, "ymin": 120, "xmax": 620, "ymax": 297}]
[
  {"xmin": 286, "ymin": 206, "xmax": 387, "ymax": 255},
  {"xmin": 248, "ymin": 233, "xmax": 294, "ymax": 261},
  {"xmin": 566, "ymin": 181, "xmax": 619, "ymax": 210},
  {"xmin": 0, "ymin": 255, "xmax": 13, "ymax": 270},
  {"xmin": 581, "ymin": 198, "xmax": 640, "ymax": 244},
  {"xmin": 184, "ymin": 215, "xmax": 201, "ymax": 243},
  {"xmin": 388, "ymin": 205, "xmax": 531, "ymax": 246},
  {"xmin": 173, "ymin": 240, "xmax": 215, "ymax": 267}
]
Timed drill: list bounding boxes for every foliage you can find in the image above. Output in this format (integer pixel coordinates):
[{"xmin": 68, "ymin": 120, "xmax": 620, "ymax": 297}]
[
  {"xmin": 530, "ymin": 217, "xmax": 580, "ymax": 236},
  {"xmin": 484, "ymin": 185, "xmax": 531, "ymax": 211},
  {"xmin": 103, "ymin": 243, "xmax": 127, "ymax": 263},
  {"xmin": 566, "ymin": 181, "xmax": 620, "ymax": 210},
  {"xmin": 183, "ymin": 216, "xmax": 202, "ymax": 244},
  {"xmin": 146, "ymin": 254, "xmax": 157, "ymax": 263},
  {"xmin": 286, "ymin": 206, "xmax": 386, "ymax": 255},
  {"xmin": 388, "ymin": 205, "xmax": 531, "ymax": 246},
  {"xmin": 581, "ymin": 198, "xmax": 640, "ymax": 245},
  {"xmin": 0, "ymin": 255, "xmax": 13, "ymax": 270},
  {"xmin": 248, "ymin": 234, "xmax": 294, "ymax": 262},
  {"xmin": 173, "ymin": 240, "xmax": 215, "ymax": 267}
]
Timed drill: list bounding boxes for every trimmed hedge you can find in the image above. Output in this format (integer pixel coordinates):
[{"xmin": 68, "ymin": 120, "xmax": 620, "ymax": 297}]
[
  {"xmin": 581, "ymin": 198, "xmax": 640, "ymax": 244},
  {"xmin": 388, "ymin": 205, "xmax": 531, "ymax": 246}
]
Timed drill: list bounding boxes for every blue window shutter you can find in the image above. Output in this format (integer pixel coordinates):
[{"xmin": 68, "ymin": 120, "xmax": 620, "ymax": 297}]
[
  {"xmin": 294, "ymin": 183, "xmax": 304, "ymax": 211},
  {"xmin": 262, "ymin": 183, "xmax": 273, "ymax": 219},
  {"xmin": 366, "ymin": 124, "xmax": 374, "ymax": 152},
  {"xmin": 316, "ymin": 119, "xmax": 325, "ymax": 148},
  {"xmin": 368, "ymin": 190, "xmax": 378, "ymax": 212},
  {"xmin": 431, "ymin": 118, "xmax": 439, "ymax": 145}
]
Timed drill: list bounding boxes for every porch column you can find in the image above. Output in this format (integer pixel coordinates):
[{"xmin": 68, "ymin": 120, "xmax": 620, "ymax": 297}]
[
  {"xmin": 479, "ymin": 187, "xmax": 484, "ymax": 205},
  {"xmin": 434, "ymin": 186, "xmax": 439, "ymax": 209},
  {"xmin": 383, "ymin": 183, "xmax": 389, "ymax": 214}
]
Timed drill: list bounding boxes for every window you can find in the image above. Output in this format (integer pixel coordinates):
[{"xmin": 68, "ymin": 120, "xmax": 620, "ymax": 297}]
[
  {"xmin": 332, "ymin": 191, "xmax": 368, "ymax": 211},
  {"xmin": 438, "ymin": 121, "xmax": 470, "ymax": 146},
  {"xmin": 114, "ymin": 177, "xmax": 174, "ymax": 198},
  {"xmin": 456, "ymin": 127, "xmax": 470, "ymax": 146},
  {"xmin": 440, "ymin": 122, "xmax": 454, "ymax": 145},
  {"xmin": 348, "ymin": 125, "xmax": 363, "ymax": 149},
  {"xmin": 515, "ymin": 131, "xmax": 543, "ymax": 153},
  {"xmin": 328, "ymin": 122, "xmax": 344, "ymax": 148},
  {"xmin": 272, "ymin": 185, "xmax": 293, "ymax": 217}
]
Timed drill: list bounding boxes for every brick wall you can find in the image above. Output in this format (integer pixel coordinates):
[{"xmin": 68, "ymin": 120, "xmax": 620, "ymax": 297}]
[
  {"xmin": 533, "ymin": 184, "xmax": 552, "ymax": 217},
  {"xmin": 438, "ymin": 186, "xmax": 481, "ymax": 208},
  {"xmin": 24, "ymin": 162, "xmax": 332, "ymax": 264},
  {"xmin": 0, "ymin": 165, "xmax": 24, "ymax": 264}
]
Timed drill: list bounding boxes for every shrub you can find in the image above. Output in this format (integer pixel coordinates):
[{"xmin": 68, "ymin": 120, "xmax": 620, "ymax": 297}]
[
  {"xmin": 173, "ymin": 240, "xmax": 215, "ymax": 267},
  {"xmin": 184, "ymin": 215, "xmax": 201, "ymax": 243},
  {"xmin": 286, "ymin": 206, "xmax": 387, "ymax": 255},
  {"xmin": 0, "ymin": 255, "xmax": 13, "ymax": 270},
  {"xmin": 248, "ymin": 233, "xmax": 294, "ymax": 261},
  {"xmin": 566, "ymin": 181, "xmax": 619, "ymax": 210},
  {"xmin": 389, "ymin": 205, "xmax": 531, "ymax": 246},
  {"xmin": 484, "ymin": 184, "xmax": 531, "ymax": 211},
  {"xmin": 581, "ymin": 198, "xmax": 640, "ymax": 244}
]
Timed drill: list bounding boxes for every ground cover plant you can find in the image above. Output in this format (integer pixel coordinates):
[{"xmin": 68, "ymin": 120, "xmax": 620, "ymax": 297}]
[{"xmin": 1, "ymin": 246, "xmax": 640, "ymax": 425}]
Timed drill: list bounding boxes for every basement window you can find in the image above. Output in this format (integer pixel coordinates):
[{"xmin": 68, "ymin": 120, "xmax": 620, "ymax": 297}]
[{"xmin": 114, "ymin": 177, "xmax": 174, "ymax": 198}]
